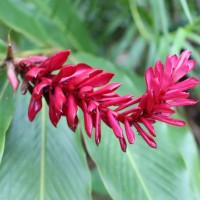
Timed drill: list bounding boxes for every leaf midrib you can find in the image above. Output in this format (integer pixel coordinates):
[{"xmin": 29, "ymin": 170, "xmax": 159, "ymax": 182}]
[
  {"xmin": 126, "ymin": 150, "xmax": 153, "ymax": 200},
  {"xmin": 40, "ymin": 101, "xmax": 46, "ymax": 200}
]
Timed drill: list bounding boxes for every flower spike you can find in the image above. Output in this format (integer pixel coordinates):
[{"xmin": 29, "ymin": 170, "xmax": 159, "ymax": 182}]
[{"xmin": 9, "ymin": 49, "xmax": 199, "ymax": 152}]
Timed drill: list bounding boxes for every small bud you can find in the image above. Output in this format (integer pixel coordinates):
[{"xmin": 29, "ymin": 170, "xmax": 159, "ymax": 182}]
[{"xmin": 6, "ymin": 61, "xmax": 20, "ymax": 93}]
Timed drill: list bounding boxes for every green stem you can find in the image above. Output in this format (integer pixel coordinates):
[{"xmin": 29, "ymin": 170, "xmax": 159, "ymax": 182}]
[{"xmin": 128, "ymin": 0, "xmax": 153, "ymax": 40}]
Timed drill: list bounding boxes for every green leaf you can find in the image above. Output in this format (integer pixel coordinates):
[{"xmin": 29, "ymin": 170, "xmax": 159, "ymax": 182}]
[
  {"xmin": 73, "ymin": 53, "xmax": 200, "ymax": 200},
  {"xmin": 126, "ymin": 36, "xmax": 146, "ymax": 69},
  {"xmin": 0, "ymin": 92, "xmax": 91, "ymax": 200},
  {"xmin": 170, "ymin": 28, "xmax": 186, "ymax": 54},
  {"xmin": 0, "ymin": 70, "xmax": 15, "ymax": 164},
  {"xmin": 158, "ymin": 0, "xmax": 169, "ymax": 36},
  {"xmin": 149, "ymin": 0, "xmax": 160, "ymax": 34},
  {"xmin": 0, "ymin": 39, "xmax": 7, "ymax": 58},
  {"xmin": 84, "ymin": 123, "xmax": 200, "ymax": 200},
  {"xmin": 0, "ymin": 0, "xmax": 97, "ymax": 52},
  {"xmin": 146, "ymin": 41, "xmax": 157, "ymax": 67},
  {"xmin": 0, "ymin": 0, "xmax": 51, "ymax": 47},
  {"xmin": 0, "ymin": 39, "xmax": 6, "ymax": 53},
  {"xmin": 179, "ymin": 0, "xmax": 193, "ymax": 24},
  {"xmin": 129, "ymin": 0, "xmax": 153, "ymax": 40},
  {"xmin": 91, "ymin": 168, "xmax": 109, "ymax": 196},
  {"xmin": 47, "ymin": 0, "xmax": 97, "ymax": 52},
  {"xmin": 186, "ymin": 31, "xmax": 200, "ymax": 46},
  {"xmin": 110, "ymin": 26, "xmax": 137, "ymax": 65}
]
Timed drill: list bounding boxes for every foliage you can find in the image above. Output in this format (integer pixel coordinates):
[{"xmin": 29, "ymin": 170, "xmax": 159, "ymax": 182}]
[{"xmin": 0, "ymin": 0, "xmax": 200, "ymax": 199}]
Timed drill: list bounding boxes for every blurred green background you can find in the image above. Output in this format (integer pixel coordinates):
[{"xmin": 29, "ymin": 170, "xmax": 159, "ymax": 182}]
[
  {"xmin": 0, "ymin": 0, "xmax": 200, "ymax": 200},
  {"xmin": 1, "ymin": 0, "xmax": 200, "ymax": 72}
]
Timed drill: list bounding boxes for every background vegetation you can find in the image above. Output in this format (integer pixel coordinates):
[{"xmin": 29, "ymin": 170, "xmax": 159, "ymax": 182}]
[{"xmin": 0, "ymin": 0, "xmax": 200, "ymax": 199}]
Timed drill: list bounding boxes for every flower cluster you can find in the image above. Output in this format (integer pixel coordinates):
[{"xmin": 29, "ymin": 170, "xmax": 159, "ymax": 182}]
[{"xmin": 7, "ymin": 50, "xmax": 199, "ymax": 151}]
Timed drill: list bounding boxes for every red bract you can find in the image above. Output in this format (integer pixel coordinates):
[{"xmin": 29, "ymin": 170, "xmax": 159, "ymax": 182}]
[
  {"xmin": 25, "ymin": 50, "xmax": 70, "ymax": 81},
  {"xmin": 10, "ymin": 49, "xmax": 199, "ymax": 152},
  {"xmin": 28, "ymin": 95, "xmax": 42, "ymax": 121},
  {"xmin": 113, "ymin": 50, "xmax": 198, "ymax": 149}
]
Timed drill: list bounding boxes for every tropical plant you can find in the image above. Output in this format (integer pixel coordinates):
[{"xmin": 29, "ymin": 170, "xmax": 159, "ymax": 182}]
[{"xmin": 0, "ymin": 0, "xmax": 200, "ymax": 200}]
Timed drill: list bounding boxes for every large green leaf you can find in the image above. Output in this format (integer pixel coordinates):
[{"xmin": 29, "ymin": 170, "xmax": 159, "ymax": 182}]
[
  {"xmin": 0, "ymin": 0, "xmax": 51, "ymax": 47},
  {"xmin": 0, "ymin": 70, "xmax": 15, "ymax": 164},
  {"xmin": 0, "ymin": 0, "xmax": 97, "ymax": 52},
  {"xmin": 0, "ymin": 92, "xmax": 91, "ymax": 200},
  {"xmin": 0, "ymin": 39, "xmax": 7, "ymax": 58},
  {"xmin": 179, "ymin": 0, "xmax": 193, "ymax": 24},
  {"xmin": 32, "ymin": 0, "xmax": 97, "ymax": 52},
  {"xmin": 0, "ymin": 39, "xmax": 6, "ymax": 53},
  {"xmin": 84, "ymin": 123, "xmax": 200, "ymax": 200},
  {"xmin": 73, "ymin": 53, "xmax": 200, "ymax": 200}
]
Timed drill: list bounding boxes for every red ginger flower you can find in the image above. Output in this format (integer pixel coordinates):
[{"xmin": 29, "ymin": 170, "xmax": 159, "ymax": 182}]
[
  {"xmin": 113, "ymin": 50, "xmax": 199, "ymax": 149},
  {"xmin": 11, "ymin": 49, "xmax": 199, "ymax": 152}
]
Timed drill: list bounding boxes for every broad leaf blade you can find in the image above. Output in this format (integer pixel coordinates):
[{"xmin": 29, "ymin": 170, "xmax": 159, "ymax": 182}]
[
  {"xmin": 84, "ymin": 123, "xmax": 199, "ymax": 200},
  {"xmin": 0, "ymin": 0, "xmax": 97, "ymax": 52},
  {"xmin": 33, "ymin": 0, "xmax": 97, "ymax": 52},
  {"xmin": 0, "ymin": 93, "xmax": 91, "ymax": 200},
  {"xmin": 0, "ymin": 39, "xmax": 6, "ymax": 53},
  {"xmin": 0, "ymin": 70, "xmax": 15, "ymax": 164},
  {"xmin": 0, "ymin": 0, "xmax": 51, "ymax": 46}
]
